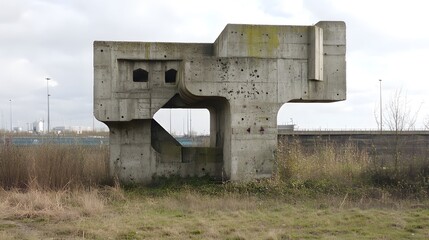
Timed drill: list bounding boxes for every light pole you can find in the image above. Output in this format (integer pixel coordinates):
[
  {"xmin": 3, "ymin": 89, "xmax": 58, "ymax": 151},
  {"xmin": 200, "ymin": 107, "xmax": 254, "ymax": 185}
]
[
  {"xmin": 9, "ymin": 99, "xmax": 12, "ymax": 132},
  {"xmin": 379, "ymin": 79, "xmax": 382, "ymax": 133},
  {"xmin": 46, "ymin": 77, "xmax": 50, "ymax": 133},
  {"xmin": 169, "ymin": 109, "xmax": 172, "ymax": 133}
]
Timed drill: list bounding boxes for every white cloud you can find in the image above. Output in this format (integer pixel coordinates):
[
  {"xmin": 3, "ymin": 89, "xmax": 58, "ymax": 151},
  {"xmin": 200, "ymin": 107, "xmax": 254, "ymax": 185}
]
[
  {"xmin": 332, "ymin": 0, "xmax": 429, "ymax": 41},
  {"xmin": 1, "ymin": 0, "xmax": 428, "ymax": 131}
]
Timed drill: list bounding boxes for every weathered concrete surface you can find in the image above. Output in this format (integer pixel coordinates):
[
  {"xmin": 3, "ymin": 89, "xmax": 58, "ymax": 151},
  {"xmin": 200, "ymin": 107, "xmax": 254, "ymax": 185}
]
[{"xmin": 94, "ymin": 21, "xmax": 346, "ymax": 183}]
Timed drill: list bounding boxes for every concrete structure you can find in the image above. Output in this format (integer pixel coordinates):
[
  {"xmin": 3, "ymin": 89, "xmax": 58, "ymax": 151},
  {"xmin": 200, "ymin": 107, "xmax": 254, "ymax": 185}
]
[{"xmin": 94, "ymin": 21, "xmax": 346, "ymax": 183}]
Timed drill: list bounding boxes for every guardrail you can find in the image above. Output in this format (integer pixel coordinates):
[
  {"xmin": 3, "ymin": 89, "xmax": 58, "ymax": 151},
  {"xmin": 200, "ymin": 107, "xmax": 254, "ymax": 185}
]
[
  {"xmin": 1, "ymin": 136, "xmax": 108, "ymax": 146},
  {"xmin": 278, "ymin": 130, "xmax": 429, "ymax": 135}
]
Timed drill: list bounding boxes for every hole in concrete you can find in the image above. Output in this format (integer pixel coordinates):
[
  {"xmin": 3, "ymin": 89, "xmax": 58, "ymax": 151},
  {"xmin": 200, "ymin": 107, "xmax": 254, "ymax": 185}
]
[
  {"xmin": 241, "ymin": 118, "xmax": 244, "ymax": 121},
  {"xmin": 165, "ymin": 69, "xmax": 177, "ymax": 83},
  {"xmin": 241, "ymin": 69, "xmax": 243, "ymax": 71},
  {"xmin": 133, "ymin": 68, "xmax": 149, "ymax": 82},
  {"xmin": 121, "ymin": 116, "xmax": 124, "ymax": 118},
  {"xmin": 153, "ymin": 108, "xmax": 210, "ymax": 147},
  {"xmin": 100, "ymin": 49, "xmax": 103, "ymax": 52},
  {"xmin": 164, "ymin": 55, "xmax": 167, "ymax": 58},
  {"xmin": 202, "ymin": 168, "xmax": 205, "ymax": 171}
]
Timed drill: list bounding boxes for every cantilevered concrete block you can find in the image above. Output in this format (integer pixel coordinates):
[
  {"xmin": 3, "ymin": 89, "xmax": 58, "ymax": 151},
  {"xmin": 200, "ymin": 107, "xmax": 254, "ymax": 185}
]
[{"xmin": 94, "ymin": 21, "xmax": 346, "ymax": 183}]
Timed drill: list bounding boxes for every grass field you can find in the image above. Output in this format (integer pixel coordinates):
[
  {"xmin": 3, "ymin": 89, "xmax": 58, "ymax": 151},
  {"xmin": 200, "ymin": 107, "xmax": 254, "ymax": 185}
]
[
  {"xmin": 0, "ymin": 185, "xmax": 428, "ymax": 239},
  {"xmin": 0, "ymin": 139, "xmax": 428, "ymax": 239}
]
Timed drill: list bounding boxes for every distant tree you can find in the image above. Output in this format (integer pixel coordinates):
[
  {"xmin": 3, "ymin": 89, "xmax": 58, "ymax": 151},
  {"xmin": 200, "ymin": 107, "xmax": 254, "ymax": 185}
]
[
  {"xmin": 384, "ymin": 89, "xmax": 419, "ymax": 132},
  {"xmin": 424, "ymin": 116, "xmax": 429, "ymax": 130},
  {"xmin": 383, "ymin": 88, "xmax": 421, "ymax": 170}
]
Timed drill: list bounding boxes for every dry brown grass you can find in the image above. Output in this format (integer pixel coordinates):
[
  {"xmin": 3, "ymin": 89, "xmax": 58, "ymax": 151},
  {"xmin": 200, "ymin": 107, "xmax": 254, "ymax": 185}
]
[
  {"xmin": 0, "ymin": 144, "xmax": 108, "ymax": 190},
  {"xmin": 275, "ymin": 138, "xmax": 370, "ymax": 185},
  {"xmin": 0, "ymin": 137, "xmax": 428, "ymax": 238},
  {"xmin": 0, "ymin": 185, "xmax": 125, "ymax": 222},
  {"xmin": 1, "ymin": 187, "xmax": 428, "ymax": 239}
]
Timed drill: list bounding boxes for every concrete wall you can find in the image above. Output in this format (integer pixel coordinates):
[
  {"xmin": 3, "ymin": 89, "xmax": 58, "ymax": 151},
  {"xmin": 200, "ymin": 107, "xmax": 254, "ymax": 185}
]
[
  {"xmin": 279, "ymin": 131, "xmax": 429, "ymax": 164},
  {"xmin": 94, "ymin": 22, "xmax": 346, "ymax": 184}
]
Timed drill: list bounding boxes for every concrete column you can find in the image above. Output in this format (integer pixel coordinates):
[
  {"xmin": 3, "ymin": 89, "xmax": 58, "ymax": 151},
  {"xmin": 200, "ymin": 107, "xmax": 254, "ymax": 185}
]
[
  {"xmin": 226, "ymin": 103, "xmax": 279, "ymax": 180},
  {"xmin": 107, "ymin": 120, "xmax": 155, "ymax": 183}
]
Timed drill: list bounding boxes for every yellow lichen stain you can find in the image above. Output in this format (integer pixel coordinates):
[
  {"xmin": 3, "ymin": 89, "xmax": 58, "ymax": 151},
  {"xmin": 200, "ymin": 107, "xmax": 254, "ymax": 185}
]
[
  {"xmin": 243, "ymin": 25, "xmax": 279, "ymax": 57},
  {"xmin": 144, "ymin": 43, "xmax": 150, "ymax": 59}
]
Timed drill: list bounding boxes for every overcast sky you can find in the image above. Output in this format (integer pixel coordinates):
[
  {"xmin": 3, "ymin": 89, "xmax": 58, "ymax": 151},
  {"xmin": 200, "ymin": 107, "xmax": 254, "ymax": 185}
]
[{"xmin": 1, "ymin": 0, "xmax": 428, "ymax": 134}]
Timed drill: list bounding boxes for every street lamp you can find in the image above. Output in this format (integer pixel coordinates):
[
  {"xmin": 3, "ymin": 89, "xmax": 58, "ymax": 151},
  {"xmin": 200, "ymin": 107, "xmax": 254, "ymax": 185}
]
[
  {"xmin": 46, "ymin": 77, "xmax": 50, "ymax": 133},
  {"xmin": 169, "ymin": 109, "xmax": 172, "ymax": 133},
  {"xmin": 9, "ymin": 99, "xmax": 12, "ymax": 132},
  {"xmin": 379, "ymin": 79, "xmax": 382, "ymax": 133}
]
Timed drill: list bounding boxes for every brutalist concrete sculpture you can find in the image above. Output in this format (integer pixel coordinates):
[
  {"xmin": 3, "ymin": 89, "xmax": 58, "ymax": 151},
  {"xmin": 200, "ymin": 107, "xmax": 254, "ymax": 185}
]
[{"xmin": 94, "ymin": 21, "xmax": 346, "ymax": 183}]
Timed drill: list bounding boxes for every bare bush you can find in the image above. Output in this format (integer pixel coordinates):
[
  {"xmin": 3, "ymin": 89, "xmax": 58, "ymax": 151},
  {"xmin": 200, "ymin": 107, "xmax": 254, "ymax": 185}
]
[{"xmin": 384, "ymin": 89, "xmax": 420, "ymax": 132}]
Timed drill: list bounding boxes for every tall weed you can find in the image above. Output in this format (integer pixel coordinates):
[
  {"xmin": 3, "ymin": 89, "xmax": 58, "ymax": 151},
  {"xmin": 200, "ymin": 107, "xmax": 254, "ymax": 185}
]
[
  {"xmin": 275, "ymin": 137, "xmax": 428, "ymax": 197},
  {"xmin": 0, "ymin": 144, "xmax": 108, "ymax": 190},
  {"xmin": 275, "ymin": 138, "xmax": 370, "ymax": 185}
]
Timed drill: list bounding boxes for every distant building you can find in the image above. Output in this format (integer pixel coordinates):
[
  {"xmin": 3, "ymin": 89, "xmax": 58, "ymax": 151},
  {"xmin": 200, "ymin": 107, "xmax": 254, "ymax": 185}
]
[
  {"xmin": 32, "ymin": 120, "xmax": 44, "ymax": 133},
  {"xmin": 52, "ymin": 126, "xmax": 66, "ymax": 134},
  {"xmin": 13, "ymin": 127, "xmax": 22, "ymax": 132}
]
